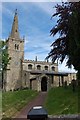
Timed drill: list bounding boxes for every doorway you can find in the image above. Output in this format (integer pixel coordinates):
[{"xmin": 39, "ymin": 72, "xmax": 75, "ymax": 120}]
[{"xmin": 41, "ymin": 76, "xmax": 47, "ymax": 91}]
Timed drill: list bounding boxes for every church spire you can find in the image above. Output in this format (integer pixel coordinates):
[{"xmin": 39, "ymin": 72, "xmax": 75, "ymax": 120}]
[{"xmin": 10, "ymin": 9, "xmax": 20, "ymax": 39}]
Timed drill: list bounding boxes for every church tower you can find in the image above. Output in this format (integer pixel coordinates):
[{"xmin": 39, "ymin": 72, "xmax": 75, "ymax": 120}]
[{"xmin": 5, "ymin": 10, "xmax": 24, "ymax": 91}]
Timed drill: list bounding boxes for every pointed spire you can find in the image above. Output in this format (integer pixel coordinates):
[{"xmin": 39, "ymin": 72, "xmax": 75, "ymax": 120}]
[{"xmin": 10, "ymin": 9, "xmax": 20, "ymax": 39}]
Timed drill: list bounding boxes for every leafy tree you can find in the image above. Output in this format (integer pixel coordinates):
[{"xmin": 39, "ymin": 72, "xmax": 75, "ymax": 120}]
[
  {"xmin": 0, "ymin": 40, "xmax": 10, "ymax": 89},
  {"xmin": 46, "ymin": 2, "xmax": 80, "ymax": 78}
]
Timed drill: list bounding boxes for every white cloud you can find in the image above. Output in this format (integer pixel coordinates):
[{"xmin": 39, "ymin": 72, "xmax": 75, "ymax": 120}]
[
  {"xmin": 24, "ymin": 33, "xmax": 51, "ymax": 60},
  {"xmin": 1, "ymin": 38, "xmax": 6, "ymax": 41},
  {"xmin": 58, "ymin": 59, "xmax": 77, "ymax": 73},
  {"xmin": 24, "ymin": 36, "xmax": 29, "ymax": 44},
  {"xmin": 2, "ymin": 6, "xmax": 13, "ymax": 16},
  {"xmin": 33, "ymin": 2, "xmax": 55, "ymax": 16},
  {"xmin": 24, "ymin": 50, "xmax": 48, "ymax": 61},
  {"xmin": 1, "ymin": 0, "xmax": 67, "ymax": 2}
]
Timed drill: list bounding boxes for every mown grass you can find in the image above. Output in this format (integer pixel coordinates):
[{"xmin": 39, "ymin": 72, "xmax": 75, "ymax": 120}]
[
  {"xmin": 2, "ymin": 89, "xmax": 38, "ymax": 118},
  {"xmin": 44, "ymin": 86, "xmax": 78, "ymax": 115},
  {"xmin": 0, "ymin": 91, "xmax": 2, "ymax": 119}
]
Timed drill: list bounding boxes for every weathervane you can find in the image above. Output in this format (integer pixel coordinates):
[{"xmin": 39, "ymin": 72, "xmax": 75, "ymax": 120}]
[{"xmin": 15, "ymin": 9, "xmax": 18, "ymax": 15}]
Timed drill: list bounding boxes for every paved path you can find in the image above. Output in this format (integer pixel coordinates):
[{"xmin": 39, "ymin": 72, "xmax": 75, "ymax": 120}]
[
  {"xmin": 12, "ymin": 92, "xmax": 79, "ymax": 120},
  {"xmin": 14, "ymin": 92, "xmax": 47, "ymax": 119}
]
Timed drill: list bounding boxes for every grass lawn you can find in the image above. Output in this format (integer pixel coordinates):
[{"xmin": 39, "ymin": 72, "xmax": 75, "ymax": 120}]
[
  {"xmin": 44, "ymin": 86, "xmax": 78, "ymax": 115},
  {"xmin": 0, "ymin": 91, "xmax": 2, "ymax": 119},
  {"xmin": 2, "ymin": 89, "xmax": 38, "ymax": 118}
]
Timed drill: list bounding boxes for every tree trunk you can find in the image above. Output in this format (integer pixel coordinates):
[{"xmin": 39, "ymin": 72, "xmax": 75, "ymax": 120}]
[
  {"xmin": 77, "ymin": 70, "xmax": 80, "ymax": 80},
  {"xmin": 2, "ymin": 70, "xmax": 4, "ymax": 90}
]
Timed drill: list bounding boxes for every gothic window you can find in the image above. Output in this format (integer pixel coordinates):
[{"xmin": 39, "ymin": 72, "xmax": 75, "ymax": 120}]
[
  {"xmin": 52, "ymin": 66, "xmax": 55, "ymax": 71},
  {"xmin": 16, "ymin": 29, "xmax": 17, "ymax": 32},
  {"xmin": 28, "ymin": 64, "xmax": 32, "ymax": 70},
  {"xmin": 15, "ymin": 44, "xmax": 18, "ymax": 49},
  {"xmin": 44, "ymin": 66, "xmax": 48, "ymax": 70},
  {"xmin": 24, "ymin": 73, "xmax": 26, "ymax": 76},
  {"xmin": 17, "ymin": 45, "xmax": 19, "ymax": 50},
  {"xmin": 37, "ymin": 65, "xmax": 41, "ymax": 70},
  {"xmin": 15, "ymin": 44, "xmax": 19, "ymax": 50}
]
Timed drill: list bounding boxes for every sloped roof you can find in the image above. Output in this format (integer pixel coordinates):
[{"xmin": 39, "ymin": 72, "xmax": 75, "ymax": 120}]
[{"xmin": 28, "ymin": 70, "xmax": 68, "ymax": 76}]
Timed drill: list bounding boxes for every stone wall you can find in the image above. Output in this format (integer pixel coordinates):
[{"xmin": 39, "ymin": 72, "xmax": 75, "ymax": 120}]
[
  {"xmin": 23, "ymin": 60, "xmax": 58, "ymax": 72},
  {"xmin": 5, "ymin": 38, "xmax": 24, "ymax": 91}
]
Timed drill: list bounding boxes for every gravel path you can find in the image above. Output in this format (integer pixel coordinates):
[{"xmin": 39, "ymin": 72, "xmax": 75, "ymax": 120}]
[{"xmin": 14, "ymin": 92, "xmax": 47, "ymax": 119}]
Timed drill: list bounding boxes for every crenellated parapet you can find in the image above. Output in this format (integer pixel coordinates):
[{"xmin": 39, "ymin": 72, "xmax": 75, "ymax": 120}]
[{"xmin": 23, "ymin": 59, "xmax": 58, "ymax": 72}]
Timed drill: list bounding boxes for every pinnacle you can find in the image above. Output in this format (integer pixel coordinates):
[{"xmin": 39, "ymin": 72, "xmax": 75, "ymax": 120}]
[{"xmin": 10, "ymin": 9, "xmax": 20, "ymax": 39}]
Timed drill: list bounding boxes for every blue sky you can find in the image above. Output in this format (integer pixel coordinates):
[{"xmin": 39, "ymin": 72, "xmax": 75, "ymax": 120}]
[
  {"xmin": 1, "ymin": 2, "xmax": 76, "ymax": 72},
  {"xmin": 2, "ymin": 2, "xmax": 58, "ymax": 60}
]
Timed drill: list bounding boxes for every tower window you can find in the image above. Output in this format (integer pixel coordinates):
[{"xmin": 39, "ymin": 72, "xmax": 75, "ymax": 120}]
[
  {"xmin": 28, "ymin": 64, "xmax": 32, "ymax": 70},
  {"xmin": 16, "ymin": 29, "xmax": 17, "ymax": 32},
  {"xmin": 44, "ymin": 66, "xmax": 48, "ymax": 70},
  {"xmin": 15, "ymin": 44, "xmax": 19, "ymax": 50}
]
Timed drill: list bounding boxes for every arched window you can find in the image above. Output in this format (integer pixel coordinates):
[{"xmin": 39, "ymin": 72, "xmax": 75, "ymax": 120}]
[
  {"xmin": 52, "ymin": 66, "xmax": 55, "ymax": 71},
  {"xmin": 16, "ymin": 29, "xmax": 18, "ymax": 32},
  {"xmin": 15, "ymin": 44, "xmax": 19, "ymax": 50},
  {"xmin": 28, "ymin": 64, "xmax": 32, "ymax": 70},
  {"xmin": 24, "ymin": 73, "xmax": 26, "ymax": 76},
  {"xmin": 37, "ymin": 65, "xmax": 41, "ymax": 70},
  {"xmin": 45, "ymin": 66, "xmax": 48, "ymax": 70}
]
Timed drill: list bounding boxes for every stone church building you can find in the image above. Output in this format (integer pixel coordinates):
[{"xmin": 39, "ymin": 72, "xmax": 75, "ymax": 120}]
[{"xmin": 4, "ymin": 10, "xmax": 76, "ymax": 91}]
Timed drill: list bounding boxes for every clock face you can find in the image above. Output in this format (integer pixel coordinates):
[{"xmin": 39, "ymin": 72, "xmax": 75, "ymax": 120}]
[{"xmin": 15, "ymin": 61, "xmax": 19, "ymax": 65}]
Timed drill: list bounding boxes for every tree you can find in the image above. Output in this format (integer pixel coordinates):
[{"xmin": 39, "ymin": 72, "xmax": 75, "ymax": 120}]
[
  {"xmin": 0, "ymin": 40, "xmax": 10, "ymax": 89},
  {"xmin": 46, "ymin": 2, "xmax": 80, "ymax": 79}
]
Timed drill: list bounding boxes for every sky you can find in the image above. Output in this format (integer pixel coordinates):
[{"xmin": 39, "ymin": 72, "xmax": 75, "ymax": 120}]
[{"xmin": 1, "ymin": 1, "xmax": 77, "ymax": 73}]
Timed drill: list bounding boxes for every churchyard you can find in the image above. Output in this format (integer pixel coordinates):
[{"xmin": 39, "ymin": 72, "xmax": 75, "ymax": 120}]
[
  {"xmin": 2, "ymin": 89, "xmax": 38, "ymax": 118},
  {"xmin": 2, "ymin": 86, "xmax": 78, "ymax": 118},
  {"xmin": 44, "ymin": 86, "xmax": 78, "ymax": 115}
]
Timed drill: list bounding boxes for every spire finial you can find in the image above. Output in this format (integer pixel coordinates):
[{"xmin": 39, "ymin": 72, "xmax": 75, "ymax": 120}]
[
  {"xmin": 10, "ymin": 9, "xmax": 20, "ymax": 39},
  {"xmin": 15, "ymin": 9, "xmax": 18, "ymax": 15}
]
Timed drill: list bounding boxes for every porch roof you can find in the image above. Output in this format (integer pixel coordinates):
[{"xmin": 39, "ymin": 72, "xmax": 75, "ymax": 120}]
[{"xmin": 28, "ymin": 70, "xmax": 68, "ymax": 76}]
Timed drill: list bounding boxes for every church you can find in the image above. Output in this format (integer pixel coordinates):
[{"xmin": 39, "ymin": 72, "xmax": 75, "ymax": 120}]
[{"xmin": 3, "ymin": 10, "xmax": 76, "ymax": 91}]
